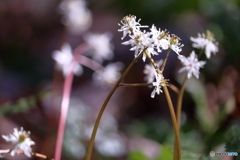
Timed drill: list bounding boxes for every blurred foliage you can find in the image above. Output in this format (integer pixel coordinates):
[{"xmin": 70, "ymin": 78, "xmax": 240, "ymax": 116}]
[{"xmin": 225, "ymin": 125, "xmax": 240, "ymax": 159}]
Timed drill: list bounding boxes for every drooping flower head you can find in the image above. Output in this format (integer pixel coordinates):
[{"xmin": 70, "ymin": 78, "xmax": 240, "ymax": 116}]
[
  {"xmin": 52, "ymin": 43, "xmax": 83, "ymax": 76},
  {"xmin": 190, "ymin": 30, "xmax": 218, "ymax": 59},
  {"xmin": 151, "ymin": 71, "xmax": 166, "ymax": 98},
  {"xmin": 144, "ymin": 60, "xmax": 163, "ymax": 83},
  {"xmin": 2, "ymin": 127, "xmax": 35, "ymax": 157},
  {"xmin": 83, "ymin": 32, "xmax": 114, "ymax": 64},
  {"xmin": 178, "ymin": 51, "xmax": 206, "ymax": 79}
]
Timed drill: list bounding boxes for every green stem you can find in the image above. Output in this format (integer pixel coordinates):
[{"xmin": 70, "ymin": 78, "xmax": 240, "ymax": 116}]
[
  {"xmin": 85, "ymin": 48, "xmax": 147, "ymax": 160},
  {"xmin": 160, "ymin": 48, "xmax": 171, "ymax": 71}
]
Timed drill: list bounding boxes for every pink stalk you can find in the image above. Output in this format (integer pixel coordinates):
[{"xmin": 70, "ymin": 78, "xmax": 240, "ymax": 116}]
[
  {"xmin": 54, "ymin": 64, "xmax": 74, "ymax": 160},
  {"xmin": 76, "ymin": 55, "xmax": 104, "ymax": 72}
]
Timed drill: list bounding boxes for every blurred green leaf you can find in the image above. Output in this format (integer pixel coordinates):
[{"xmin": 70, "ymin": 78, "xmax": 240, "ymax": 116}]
[
  {"xmin": 128, "ymin": 151, "xmax": 150, "ymax": 160},
  {"xmin": 225, "ymin": 125, "xmax": 240, "ymax": 157},
  {"xmin": 157, "ymin": 144, "xmax": 173, "ymax": 160}
]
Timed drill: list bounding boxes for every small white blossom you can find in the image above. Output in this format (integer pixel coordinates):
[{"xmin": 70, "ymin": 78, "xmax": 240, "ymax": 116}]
[
  {"xmin": 190, "ymin": 30, "xmax": 218, "ymax": 59},
  {"xmin": 93, "ymin": 62, "xmax": 123, "ymax": 86},
  {"xmin": 143, "ymin": 60, "xmax": 163, "ymax": 83},
  {"xmin": 150, "ymin": 25, "xmax": 170, "ymax": 52},
  {"xmin": 169, "ymin": 34, "xmax": 184, "ymax": 56},
  {"xmin": 151, "ymin": 72, "xmax": 165, "ymax": 98},
  {"xmin": 118, "ymin": 15, "xmax": 148, "ymax": 40},
  {"xmin": 2, "ymin": 127, "xmax": 35, "ymax": 157},
  {"xmin": 52, "ymin": 43, "xmax": 83, "ymax": 76},
  {"xmin": 178, "ymin": 51, "xmax": 206, "ymax": 79},
  {"xmin": 122, "ymin": 30, "xmax": 149, "ymax": 61},
  {"xmin": 83, "ymin": 32, "xmax": 114, "ymax": 64},
  {"xmin": 59, "ymin": 0, "xmax": 92, "ymax": 34}
]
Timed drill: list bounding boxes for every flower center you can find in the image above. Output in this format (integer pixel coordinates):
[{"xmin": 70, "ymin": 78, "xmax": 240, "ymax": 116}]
[{"xmin": 18, "ymin": 134, "xmax": 26, "ymax": 143}]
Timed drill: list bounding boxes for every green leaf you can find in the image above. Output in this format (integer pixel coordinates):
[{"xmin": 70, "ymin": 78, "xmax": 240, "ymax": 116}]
[{"xmin": 128, "ymin": 151, "xmax": 150, "ymax": 160}]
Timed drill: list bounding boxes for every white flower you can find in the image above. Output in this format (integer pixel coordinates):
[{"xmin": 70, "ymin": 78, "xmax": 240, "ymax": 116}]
[
  {"xmin": 169, "ymin": 34, "xmax": 184, "ymax": 56},
  {"xmin": 190, "ymin": 31, "xmax": 218, "ymax": 59},
  {"xmin": 93, "ymin": 62, "xmax": 123, "ymax": 86},
  {"xmin": 122, "ymin": 30, "xmax": 155, "ymax": 62},
  {"xmin": 118, "ymin": 15, "xmax": 148, "ymax": 40},
  {"xmin": 52, "ymin": 43, "xmax": 83, "ymax": 76},
  {"xmin": 83, "ymin": 32, "xmax": 114, "ymax": 64},
  {"xmin": 59, "ymin": 0, "xmax": 92, "ymax": 34},
  {"xmin": 2, "ymin": 127, "xmax": 35, "ymax": 157},
  {"xmin": 178, "ymin": 51, "xmax": 206, "ymax": 79},
  {"xmin": 150, "ymin": 25, "xmax": 170, "ymax": 52},
  {"xmin": 151, "ymin": 72, "xmax": 165, "ymax": 98},
  {"xmin": 143, "ymin": 60, "xmax": 163, "ymax": 83}
]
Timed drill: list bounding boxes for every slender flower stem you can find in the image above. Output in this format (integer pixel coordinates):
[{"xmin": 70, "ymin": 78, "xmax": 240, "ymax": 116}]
[
  {"xmin": 76, "ymin": 55, "xmax": 105, "ymax": 72},
  {"xmin": 85, "ymin": 48, "xmax": 147, "ymax": 160},
  {"xmin": 0, "ymin": 149, "xmax": 54, "ymax": 160},
  {"xmin": 176, "ymin": 75, "xmax": 188, "ymax": 126},
  {"xmin": 163, "ymin": 86, "xmax": 181, "ymax": 160},
  {"xmin": 160, "ymin": 48, "xmax": 171, "ymax": 71},
  {"xmin": 144, "ymin": 49, "xmax": 180, "ymax": 160},
  {"xmin": 120, "ymin": 83, "xmax": 152, "ymax": 87},
  {"xmin": 54, "ymin": 65, "xmax": 74, "ymax": 160}
]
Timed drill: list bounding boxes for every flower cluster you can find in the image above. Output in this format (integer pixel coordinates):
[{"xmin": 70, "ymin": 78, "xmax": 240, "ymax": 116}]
[
  {"xmin": 118, "ymin": 15, "xmax": 184, "ymax": 62},
  {"xmin": 2, "ymin": 127, "xmax": 35, "ymax": 157}
]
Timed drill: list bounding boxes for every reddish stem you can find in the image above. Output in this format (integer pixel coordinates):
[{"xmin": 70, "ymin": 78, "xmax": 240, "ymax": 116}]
[{"xmin": 54, "ymin": 64, "xmax": 74, "ymax": 160}]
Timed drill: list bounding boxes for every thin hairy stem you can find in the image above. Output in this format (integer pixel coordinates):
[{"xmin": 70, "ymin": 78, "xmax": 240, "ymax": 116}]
[
  {"xmin": 85, "ymin": 48, "xmax": 147, "ymax": 160},
  {"xmin": 0, "ymin": 149, "xmax": 54, "ymax": 160}
]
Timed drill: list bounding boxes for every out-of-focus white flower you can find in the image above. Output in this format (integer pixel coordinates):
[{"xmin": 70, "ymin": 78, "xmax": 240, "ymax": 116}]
[
  {"xmin": 118, "ymin": 15, "xmax": 148, "ymax": 40},
  {"xmin": 2, "ymin": 127, "xmax": 35, "ymax": 157},
  {"xmin": 144, "ymin": 60, "xmax": 163, "ymax": 83},
  {"xmin": 95, "ymin": 133, "xmax": 126, "ymax": 157},
  {"xmin": 83, "ymin": 32, "xmax": 114, "ymax": 64},
  {"xmin": 52, "ymin": 43, "xmax": 83, "ymax": 76},
  {"xmin": 59, "ymin": 0, "xmax": 92, "ymax": 34},
  {"xmin": 178, "ymin": 51, "xmax": 206, "ymax": 79},
  {"xmin": 151, "ymin": 72, "xmax": 165, "ymax": 98},
  {"xmin": 93, "ymin": 62, "xmax": 123, "ymax": 86},
  {"xmin": 190, "ymin": 30, "xmax": 218, "ymax": 59}
]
